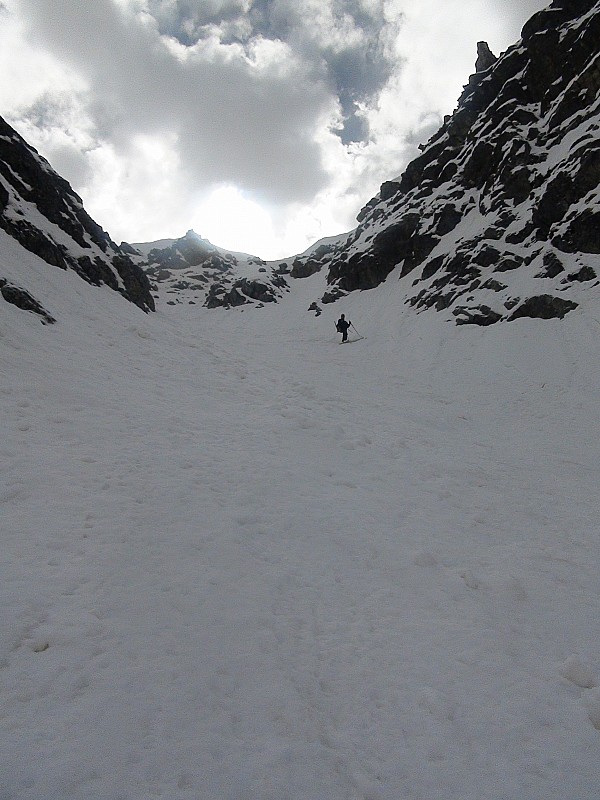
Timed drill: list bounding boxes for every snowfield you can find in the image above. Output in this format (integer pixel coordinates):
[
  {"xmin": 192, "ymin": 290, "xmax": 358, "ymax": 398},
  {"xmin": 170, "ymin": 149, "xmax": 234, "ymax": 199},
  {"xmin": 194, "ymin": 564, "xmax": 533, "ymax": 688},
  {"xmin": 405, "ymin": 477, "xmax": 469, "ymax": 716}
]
[{"xmin": 1, "ymin": 229, "xmax": 600, "ymax": 799}]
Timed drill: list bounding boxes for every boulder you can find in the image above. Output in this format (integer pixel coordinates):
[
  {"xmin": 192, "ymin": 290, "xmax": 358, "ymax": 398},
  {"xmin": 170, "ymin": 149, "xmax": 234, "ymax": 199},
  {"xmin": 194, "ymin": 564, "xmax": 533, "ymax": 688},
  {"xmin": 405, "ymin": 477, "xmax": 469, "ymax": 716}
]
[
  {"xmin": 0, "ymin": 280, "xmax": 56, "ymax": 323},
  {"xmin": 454, "ymin": 304, "xmax": 503, "ymax": 326}
]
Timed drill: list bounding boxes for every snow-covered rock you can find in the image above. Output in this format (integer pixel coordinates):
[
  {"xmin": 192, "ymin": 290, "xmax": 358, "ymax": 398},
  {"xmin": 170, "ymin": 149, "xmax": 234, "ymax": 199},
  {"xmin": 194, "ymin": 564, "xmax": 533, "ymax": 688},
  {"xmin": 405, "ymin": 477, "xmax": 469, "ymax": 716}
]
[
  {"xmin": 128, "ymin": 229, "xmax": 346, "ymax": 310},
  {"xmin": 314, "ymin": 0, "xmax": 600, "ymax": 324},
  {"xmin": 0, "ymin": 116, "xmax": 154, "ymax": 316},
  {"xmin": 133, "ymin": 1, "xmax": 600, "ymax": 326}
]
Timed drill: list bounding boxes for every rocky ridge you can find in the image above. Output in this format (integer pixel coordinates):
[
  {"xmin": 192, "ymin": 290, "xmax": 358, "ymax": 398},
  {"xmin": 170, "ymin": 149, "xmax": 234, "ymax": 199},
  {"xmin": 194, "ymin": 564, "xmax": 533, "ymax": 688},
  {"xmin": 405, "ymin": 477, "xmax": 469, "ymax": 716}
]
[
  {"xmin": 128, "ymin": 231, "xmax": 286, "ymax": 308},
  {"xmin": 0, "ymin": 116, "xmax": 154, "ymax": 321},
  {"xmin": 135, "ymin": 0, "xmax": 599, "ymax": 324},
  {"xmin": 317, "ymin": 0, "xmax": 600, "ymax": 325},
  {"xmin": 128, "ymin": 229, "xmax": 343, "ymax": 310},
  {"xmin": 2, "ymin": 0, "xmax": 598, "ymax": 326}
]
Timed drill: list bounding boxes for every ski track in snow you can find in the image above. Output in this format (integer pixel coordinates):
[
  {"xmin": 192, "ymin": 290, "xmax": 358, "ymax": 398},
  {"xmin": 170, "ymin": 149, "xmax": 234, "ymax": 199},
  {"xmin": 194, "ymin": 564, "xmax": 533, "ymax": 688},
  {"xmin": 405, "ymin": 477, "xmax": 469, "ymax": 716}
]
[{"xmin": 1, "ymin": 266, "xmax": 600, "ymax": 799}]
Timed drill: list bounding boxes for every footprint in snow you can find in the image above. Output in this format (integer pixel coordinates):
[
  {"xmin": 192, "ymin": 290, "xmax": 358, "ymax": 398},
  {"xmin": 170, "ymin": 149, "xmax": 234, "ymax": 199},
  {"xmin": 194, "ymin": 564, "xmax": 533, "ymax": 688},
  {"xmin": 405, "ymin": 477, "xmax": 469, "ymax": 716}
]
[
  {"xmin": 584, "ymin": 688, "xmax": 600, "ymax": 730},
  {"xmin": 417, "ymin": 687, "xmax": 455, "ymax": 722},
  {"xmin": 560, "ymin": 655, "xmax": 597, "ymax": 689},
  {"xmin": 413, "ymin": 551, "xmax": 437, "ymax": 567}
]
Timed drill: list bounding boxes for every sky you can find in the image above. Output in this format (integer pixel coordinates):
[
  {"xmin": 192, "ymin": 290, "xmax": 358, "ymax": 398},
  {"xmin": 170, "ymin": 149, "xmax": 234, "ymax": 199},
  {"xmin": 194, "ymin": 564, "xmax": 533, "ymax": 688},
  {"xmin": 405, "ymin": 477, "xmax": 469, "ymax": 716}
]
[{"xmin": 0, "ymin": 0, "xmax": 548, "ymax": 259}]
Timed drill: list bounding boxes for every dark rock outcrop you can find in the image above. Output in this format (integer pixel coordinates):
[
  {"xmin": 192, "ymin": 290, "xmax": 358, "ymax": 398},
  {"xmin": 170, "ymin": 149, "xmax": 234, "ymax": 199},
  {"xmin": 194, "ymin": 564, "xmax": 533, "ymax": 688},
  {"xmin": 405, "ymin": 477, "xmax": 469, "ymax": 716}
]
[
  {"xmin": 454, "ymin": 304, "xmax": 503, "ymax": 326},
  {"xmin": 555, "ymin": 210, "xmax": 600, "ymax": 255},
  {"xmin": 475, "ymin": 42, "xmax": 498, "ymax": 73},
  {"xmin": 308, "ymin": 0, "xmax": 599, "ymax": 326},
  {"xmin": 508, "ymin": 295, "xmax": 578, "ymax": 321},
  {"xmin": 0, "ymin": 116, "xmax": 154, "ymax": 314},
  {"xmin": 205, "ymin": 284, "xmax": 247, "ymax": 309},
  {"xmin": 290, "ymin": 258, "xmax": 322, "ymax": 279},
  {"xmin": 535, "ymin": 251, "xmax": 565, "ymax": 279},
  {"xmin": 0, "ymin": 278, "xmax": 55, "ymax": 324}
]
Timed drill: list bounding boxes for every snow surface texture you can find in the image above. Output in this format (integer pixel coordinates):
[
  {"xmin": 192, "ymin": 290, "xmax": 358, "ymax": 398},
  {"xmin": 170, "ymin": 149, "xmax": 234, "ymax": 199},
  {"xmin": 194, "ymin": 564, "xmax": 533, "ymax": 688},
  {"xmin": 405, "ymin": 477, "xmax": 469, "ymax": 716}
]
[{"xmin": 2, "ymin": 229, "xmax": 600, "ymax": 799}]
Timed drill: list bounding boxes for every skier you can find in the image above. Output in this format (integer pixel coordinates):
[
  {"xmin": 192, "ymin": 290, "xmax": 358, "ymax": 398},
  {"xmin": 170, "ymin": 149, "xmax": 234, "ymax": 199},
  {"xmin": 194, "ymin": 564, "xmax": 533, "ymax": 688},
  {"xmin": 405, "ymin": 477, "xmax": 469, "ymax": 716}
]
[{"xmin": 336, "ymin": 314, "xmax": 352, "ymax": 342}]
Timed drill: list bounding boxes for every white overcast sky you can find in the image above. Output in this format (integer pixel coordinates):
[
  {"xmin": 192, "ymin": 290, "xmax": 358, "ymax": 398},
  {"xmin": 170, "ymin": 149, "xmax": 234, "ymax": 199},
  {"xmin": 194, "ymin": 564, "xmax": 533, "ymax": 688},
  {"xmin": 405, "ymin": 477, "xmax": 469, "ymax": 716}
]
[{"xmin": 0, "ymin": 0, "xmax": 548, "ymax": 258}]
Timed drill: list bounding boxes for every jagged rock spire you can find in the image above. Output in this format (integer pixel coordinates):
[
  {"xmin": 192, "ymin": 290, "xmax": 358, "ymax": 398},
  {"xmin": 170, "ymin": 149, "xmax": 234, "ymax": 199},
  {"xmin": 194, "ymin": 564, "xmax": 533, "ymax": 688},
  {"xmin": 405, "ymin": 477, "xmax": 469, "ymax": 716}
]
[{"xmin": 475, "ymin": 41, "xmax": 497, "ymax": 72}]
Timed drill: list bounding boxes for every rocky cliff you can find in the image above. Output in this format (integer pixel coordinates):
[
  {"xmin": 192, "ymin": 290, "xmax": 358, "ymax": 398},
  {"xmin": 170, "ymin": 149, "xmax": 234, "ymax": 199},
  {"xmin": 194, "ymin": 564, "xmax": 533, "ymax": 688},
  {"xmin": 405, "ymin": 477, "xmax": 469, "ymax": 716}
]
[
  {"xmin": 317, "ymin": 0, "xmax": 600, "ymax": 324},
  {"xmin": 0, "ymin": 116, "xmax": 154, "ymax": 321}
]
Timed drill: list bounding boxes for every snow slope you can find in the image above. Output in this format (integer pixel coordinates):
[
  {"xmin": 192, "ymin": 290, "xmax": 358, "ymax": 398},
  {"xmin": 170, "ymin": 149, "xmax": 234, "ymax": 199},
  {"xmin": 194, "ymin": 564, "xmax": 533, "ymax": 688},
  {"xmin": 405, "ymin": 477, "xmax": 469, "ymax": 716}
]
[{"xmin": 2, "ymin": 229, "xmax": 600, "ymax": 799}]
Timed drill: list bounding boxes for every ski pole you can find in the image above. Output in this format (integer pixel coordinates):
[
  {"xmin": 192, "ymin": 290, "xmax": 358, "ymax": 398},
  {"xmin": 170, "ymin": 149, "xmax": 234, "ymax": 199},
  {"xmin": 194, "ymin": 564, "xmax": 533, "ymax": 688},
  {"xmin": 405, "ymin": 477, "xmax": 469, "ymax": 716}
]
[{"xmin": 350, "ymin": 322, "xmax": 362, "ymax": 337}]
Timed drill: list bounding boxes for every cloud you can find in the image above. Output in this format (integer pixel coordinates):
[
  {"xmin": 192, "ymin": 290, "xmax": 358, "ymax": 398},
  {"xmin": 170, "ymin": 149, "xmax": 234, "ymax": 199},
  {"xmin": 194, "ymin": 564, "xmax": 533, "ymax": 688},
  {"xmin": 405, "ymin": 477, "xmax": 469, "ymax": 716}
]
[
  {"xmin": 244, "ymin": 0, "xmax": 403, "ymax": 144},
  {"xmin": 1, "ymin": 0, "xmax": 548, "ymax": 256},
  {"xmin": 130, "ymin": 0, "xmax": 403, "ymax": 145},
  {"xmin": 13, "ymin": 0, "xmax": 335, "ymax": 196}
]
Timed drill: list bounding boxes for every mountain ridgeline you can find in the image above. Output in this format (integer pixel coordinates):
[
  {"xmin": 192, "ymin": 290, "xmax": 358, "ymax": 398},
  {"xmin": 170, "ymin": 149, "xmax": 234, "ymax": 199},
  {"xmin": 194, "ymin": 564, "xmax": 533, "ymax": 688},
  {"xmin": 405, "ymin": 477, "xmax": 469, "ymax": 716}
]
[
  {"xmin": 328, "ymin": 0, "xmax": 600, "ymax": 325},
  {"xmin": 0, "ymin": 0, "xmax": 598, "ymax": 325},
  {"xmin": 132, "ymin": 0, "xmax": 600, "ymax": 324},
  {"xmin": 0, "ymin": 118, "xmax": 154, "ymax": 321}
]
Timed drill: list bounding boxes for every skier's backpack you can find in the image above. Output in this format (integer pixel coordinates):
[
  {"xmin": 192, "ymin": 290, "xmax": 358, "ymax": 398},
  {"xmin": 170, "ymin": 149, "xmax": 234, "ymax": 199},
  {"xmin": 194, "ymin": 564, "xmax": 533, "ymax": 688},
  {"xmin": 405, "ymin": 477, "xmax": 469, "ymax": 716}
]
[{"xmin": 335, "ymin": 321, "xmax": 342, "ymax": 332}]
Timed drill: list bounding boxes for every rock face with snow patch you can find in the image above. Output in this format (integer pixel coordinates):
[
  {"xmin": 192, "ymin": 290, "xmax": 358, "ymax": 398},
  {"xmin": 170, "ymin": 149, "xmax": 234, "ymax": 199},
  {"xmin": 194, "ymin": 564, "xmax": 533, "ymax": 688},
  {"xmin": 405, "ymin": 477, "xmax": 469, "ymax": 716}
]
[
  {"xmin": 315, "ymin": 0, "xmax": 600, "ymax": 325},
  {"xmin": 131, "ymin": 229, "xmax": 339, "ymax": 309},
  {"xmin": 0, "ymin": 116, "xmax": 154, "ymax": 316},
  {"xmin": 127, "ymin": 230, "xmax": 280, "ymax": 308}
]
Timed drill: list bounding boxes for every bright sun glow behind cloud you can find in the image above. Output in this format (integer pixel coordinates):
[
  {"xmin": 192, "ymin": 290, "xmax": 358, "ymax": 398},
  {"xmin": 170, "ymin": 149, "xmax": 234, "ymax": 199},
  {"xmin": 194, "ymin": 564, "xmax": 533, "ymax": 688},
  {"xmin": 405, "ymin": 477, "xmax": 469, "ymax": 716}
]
[
  {"xmin": 192, "ymin": 186, "xmax": 277, "ymax": 257},
  {"xmin": 0, "ymin": 0, "xmax": 549, "ymax": 259}
]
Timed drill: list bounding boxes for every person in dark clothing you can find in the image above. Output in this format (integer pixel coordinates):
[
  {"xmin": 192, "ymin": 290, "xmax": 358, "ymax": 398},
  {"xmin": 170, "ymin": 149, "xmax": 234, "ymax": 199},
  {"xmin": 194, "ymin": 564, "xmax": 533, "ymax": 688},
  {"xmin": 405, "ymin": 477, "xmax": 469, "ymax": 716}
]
[{"xmin": 336, "ymin": 314, "xmax": 351, "ymax": 342}]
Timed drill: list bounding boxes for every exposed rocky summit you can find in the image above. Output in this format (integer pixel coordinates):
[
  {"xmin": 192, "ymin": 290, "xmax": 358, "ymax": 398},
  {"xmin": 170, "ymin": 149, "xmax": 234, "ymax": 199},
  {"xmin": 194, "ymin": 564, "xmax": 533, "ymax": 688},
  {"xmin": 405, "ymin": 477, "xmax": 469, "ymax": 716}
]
[
  {"xmin": 127, "ymin": 230, "xmax": 282, "ymax": 308},
  {"xmin": 312, "ymin": 0, "xmax": 600, "ymax": 325},
  {"xmin": 130, "ymin": 229, "xmax": 340, "ymax": 309},
  {"xmin": 4, "ymin": 0, "xmax": 597, "ymax": 328},
  {"xmin": 135, "ymin": 0, "xmax": 599, "ymax": 326},
  {"xmin": 0, "ymin": 116, "xmax": 154, "ymax": 318},
  {"xmin": 475, "ymin": 41, "xmax": 498, "ymax": 73}
]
